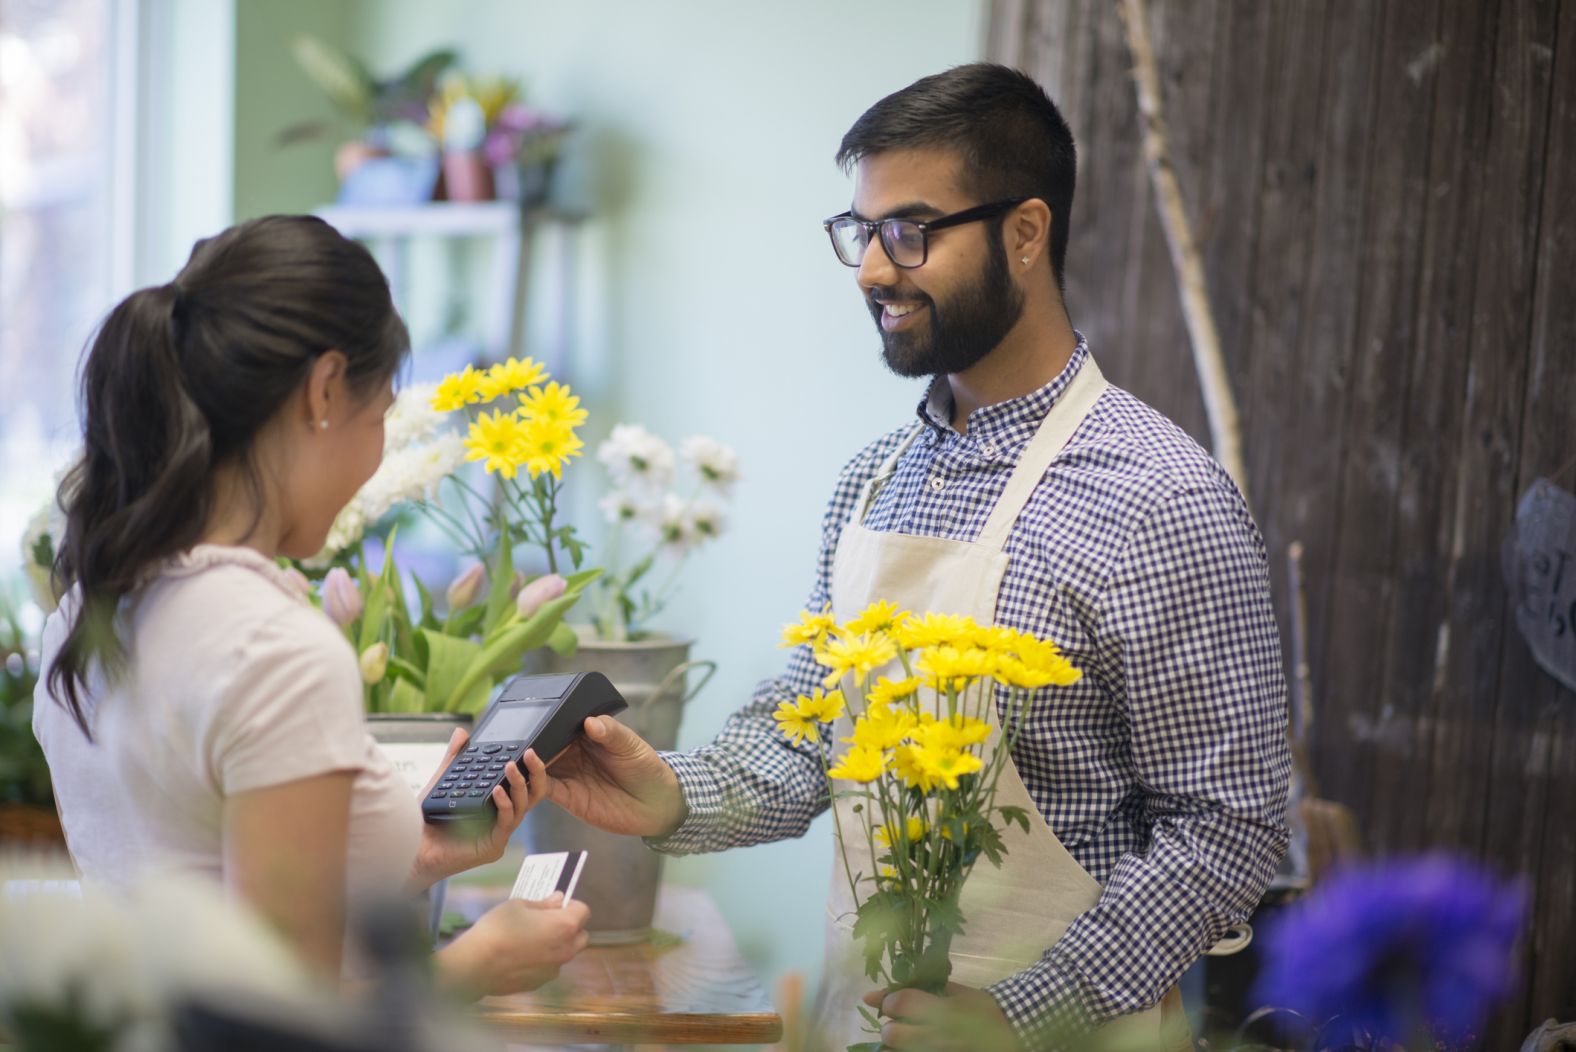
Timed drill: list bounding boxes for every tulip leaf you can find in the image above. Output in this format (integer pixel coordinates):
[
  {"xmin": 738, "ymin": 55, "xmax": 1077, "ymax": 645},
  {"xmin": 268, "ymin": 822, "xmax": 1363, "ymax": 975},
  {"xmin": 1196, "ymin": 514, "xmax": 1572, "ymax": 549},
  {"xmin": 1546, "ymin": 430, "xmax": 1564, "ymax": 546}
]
[
  {"xmin": 442, "ymin": 575, "xmax": 597, "ymax": 712},
  {"xmin": 547, "ymin": 621, "xmax": 579, "ymax": 657},
  {"xmin": 422, "ymin": 628, "xmax": 483, "ymax": 715},
  {"xmin": 386, "ymin": 677, "xmax": 427, "ymax": 715},
  {"xmin": 482, "ymin": 539, "xmax": 515, "ymax": 637}
]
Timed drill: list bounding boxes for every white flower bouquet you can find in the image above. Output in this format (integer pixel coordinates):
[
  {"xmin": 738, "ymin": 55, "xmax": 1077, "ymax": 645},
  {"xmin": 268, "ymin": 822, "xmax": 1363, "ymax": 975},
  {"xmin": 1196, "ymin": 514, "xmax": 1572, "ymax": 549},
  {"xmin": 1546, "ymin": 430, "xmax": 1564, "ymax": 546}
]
[{"xmin": 591, "ymin": 425, "xmax": 739, "ymax": 641}]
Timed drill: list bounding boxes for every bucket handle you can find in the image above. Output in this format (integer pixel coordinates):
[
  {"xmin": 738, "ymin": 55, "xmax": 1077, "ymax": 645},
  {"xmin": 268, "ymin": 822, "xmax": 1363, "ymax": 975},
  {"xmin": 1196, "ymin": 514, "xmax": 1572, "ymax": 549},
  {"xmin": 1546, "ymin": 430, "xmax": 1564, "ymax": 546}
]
[{"xmin": 652, "ymin": 658, "xmax": 718, "ymax": 706}]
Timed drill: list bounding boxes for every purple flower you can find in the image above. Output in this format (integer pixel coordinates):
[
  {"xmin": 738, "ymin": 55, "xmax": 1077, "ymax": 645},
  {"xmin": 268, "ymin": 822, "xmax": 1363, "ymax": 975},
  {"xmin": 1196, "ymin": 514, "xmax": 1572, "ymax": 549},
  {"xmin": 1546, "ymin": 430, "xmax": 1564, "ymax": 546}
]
[{"xmin": 1251, "ymin": 854, "xmax": 1527, "ymax": 1045}]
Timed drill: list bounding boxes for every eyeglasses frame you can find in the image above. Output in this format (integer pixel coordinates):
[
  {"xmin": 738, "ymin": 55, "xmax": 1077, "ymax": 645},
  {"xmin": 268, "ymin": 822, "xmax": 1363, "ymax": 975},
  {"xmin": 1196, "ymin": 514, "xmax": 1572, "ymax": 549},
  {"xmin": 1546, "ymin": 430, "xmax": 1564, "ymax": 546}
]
[{"xmin": 821, "ymin": 196, "xmax": 1030, "ymax": 269}]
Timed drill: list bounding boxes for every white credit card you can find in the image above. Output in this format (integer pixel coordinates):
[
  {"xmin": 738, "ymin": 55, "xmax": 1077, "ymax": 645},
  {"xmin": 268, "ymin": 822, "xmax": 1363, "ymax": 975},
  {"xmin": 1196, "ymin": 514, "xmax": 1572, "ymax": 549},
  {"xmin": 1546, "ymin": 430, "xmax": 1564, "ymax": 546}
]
[{"xmin": 510, "ymin": 850, "xmax": 586, "ymax": 907}]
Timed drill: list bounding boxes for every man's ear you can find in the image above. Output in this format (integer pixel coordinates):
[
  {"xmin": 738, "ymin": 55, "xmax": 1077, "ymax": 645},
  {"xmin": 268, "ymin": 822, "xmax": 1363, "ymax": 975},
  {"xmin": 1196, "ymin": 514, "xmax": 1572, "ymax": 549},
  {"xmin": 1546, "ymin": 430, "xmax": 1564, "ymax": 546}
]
[{"xmin": 1008, "ymin": 199, "xmax": 1053, "ymax": 269}]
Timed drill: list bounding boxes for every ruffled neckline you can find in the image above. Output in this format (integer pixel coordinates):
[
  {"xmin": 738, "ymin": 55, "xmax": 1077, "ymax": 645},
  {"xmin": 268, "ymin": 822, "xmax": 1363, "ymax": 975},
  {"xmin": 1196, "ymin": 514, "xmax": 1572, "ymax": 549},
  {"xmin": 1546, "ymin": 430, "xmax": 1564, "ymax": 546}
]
[{"xmin": 156, "ymin": 544, "xmax": 311, "ymax": 603}]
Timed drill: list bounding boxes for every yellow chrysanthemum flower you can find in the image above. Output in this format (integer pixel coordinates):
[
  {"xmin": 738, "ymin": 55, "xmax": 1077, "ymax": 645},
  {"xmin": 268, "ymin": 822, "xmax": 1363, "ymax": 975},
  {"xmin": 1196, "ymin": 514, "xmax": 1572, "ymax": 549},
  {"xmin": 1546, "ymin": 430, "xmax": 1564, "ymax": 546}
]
[
  {"xmin": 846, "ymin": 600, "xmax": 910, "ymax": 636},
  {"xmin": 891, "ymin": 744, "xmax": 936, "ymax": 792},
  {"xmin": 463, "ymin": 409, "xmax": 528, "ymax": 478},
  {"xmin": 827, "ymin": 744, "xmax": 886, "ymax": 783},
  {"xmin": 518, "ymin": 416, "xmax": 584, "ymax": 480},
  {"xmin": 971, "ymin": 624, "xmax": 1024, "ymax": 652},
  {"xmin": 773, "ymin": 698, "xmax": 821, "ymax": 746},
  {"xmin": 816, "ymin": 630, "xmax": 898, "ymax": 689},
  {"xmin": 431, "ymin": 365, "xmax": 485, "ymax": 412},
  {"xmin": 866, "ymin": 675, "xmax": 922, "ymax": 708},
  {"xmin": 795, "ymin": 687, "xmax": 847, "ymax": 724},
  {"xmin": 916, "ymin": 745, "xmax": 983, "ymax": 790},
  {"xmin": 915, "ymin": 644, "xmax": 996, "ymax": 693},
  {"xmin": 1011, "ymin": 639, "xmax": 1082, "ymax": 687},
  {"xmin": 874, "ymin": 815, "xmax": 928, "ymax": 848},
  {"xmin": 914, "ymin": 713, "xmax": 991, "ymax": 752},
  {"xmin": 518, "ymin": 381, "xmax": 589, "ymax": 429},
  {"xmin": 489, "ymin": 355, "xmax": 547, "ymax": 395},
  {"xmin": 844, "ymin": 704, "xmax": 917, "ymax": 751},
  {"xmin": 893, "ymin": 611, "xmax": 978, "ymax": 650},
  {"xmin": 994, "ymin": 656, "xmax": 1061, "ymax": 690},
  {"xmin": 780, "ymin": 608, "xmax": 837, "ymax": 649}
]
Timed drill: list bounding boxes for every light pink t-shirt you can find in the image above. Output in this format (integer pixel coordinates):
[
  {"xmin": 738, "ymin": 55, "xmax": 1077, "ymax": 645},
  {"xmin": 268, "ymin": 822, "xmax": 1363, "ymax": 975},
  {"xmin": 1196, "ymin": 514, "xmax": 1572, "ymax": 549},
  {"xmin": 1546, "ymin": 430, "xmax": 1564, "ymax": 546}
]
[{"xmin": 34, "ymin": 545, "xmax": 420, "ymax": 901}]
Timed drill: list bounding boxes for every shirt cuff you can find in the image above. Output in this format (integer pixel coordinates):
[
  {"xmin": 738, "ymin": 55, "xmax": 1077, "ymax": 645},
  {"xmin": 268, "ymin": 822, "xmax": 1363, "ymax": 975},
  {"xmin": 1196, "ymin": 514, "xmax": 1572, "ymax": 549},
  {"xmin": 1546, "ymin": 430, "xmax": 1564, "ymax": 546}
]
[
  {"xmin": 642, "ymin": 750, "xmax": 726, "ymax": 855},
  {"xmin": 985, "ymin": 958, "xmax": 1092, "ymax": 1051}
]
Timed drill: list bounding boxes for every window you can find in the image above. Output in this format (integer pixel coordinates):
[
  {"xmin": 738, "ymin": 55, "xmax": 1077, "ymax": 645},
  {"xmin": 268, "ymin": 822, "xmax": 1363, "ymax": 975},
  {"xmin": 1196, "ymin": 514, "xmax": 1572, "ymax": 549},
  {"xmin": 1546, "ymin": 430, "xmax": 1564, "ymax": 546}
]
[{"xmin": 0, "ymin": 0, "xmax": 124, "ymax": 572}]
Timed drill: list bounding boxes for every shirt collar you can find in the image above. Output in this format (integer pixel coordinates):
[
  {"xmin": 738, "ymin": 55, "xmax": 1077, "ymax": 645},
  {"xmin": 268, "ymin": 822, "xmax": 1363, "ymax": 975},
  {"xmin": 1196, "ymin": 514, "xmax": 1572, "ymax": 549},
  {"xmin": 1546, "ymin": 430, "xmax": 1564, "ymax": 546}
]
[{"xmin": 915, "ymin": 332, "xmax": 1092, "ymax": 445}]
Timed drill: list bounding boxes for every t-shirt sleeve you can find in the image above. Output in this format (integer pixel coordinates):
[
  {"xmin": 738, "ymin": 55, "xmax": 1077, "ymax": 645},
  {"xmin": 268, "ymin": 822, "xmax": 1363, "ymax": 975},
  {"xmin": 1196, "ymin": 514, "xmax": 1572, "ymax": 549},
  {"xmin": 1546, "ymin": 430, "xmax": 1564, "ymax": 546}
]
[{"xmin": 209, "ymin": 608, "xmax": 371, "ymax": 795}]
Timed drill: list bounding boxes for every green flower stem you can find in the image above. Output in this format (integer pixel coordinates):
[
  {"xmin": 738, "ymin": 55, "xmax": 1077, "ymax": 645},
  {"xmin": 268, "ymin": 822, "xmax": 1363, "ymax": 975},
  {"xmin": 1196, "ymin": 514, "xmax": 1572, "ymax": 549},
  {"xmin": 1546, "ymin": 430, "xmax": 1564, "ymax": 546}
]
[{"xmin": 818, "ymin": 733, "xmax": 865, "ymax": 920}]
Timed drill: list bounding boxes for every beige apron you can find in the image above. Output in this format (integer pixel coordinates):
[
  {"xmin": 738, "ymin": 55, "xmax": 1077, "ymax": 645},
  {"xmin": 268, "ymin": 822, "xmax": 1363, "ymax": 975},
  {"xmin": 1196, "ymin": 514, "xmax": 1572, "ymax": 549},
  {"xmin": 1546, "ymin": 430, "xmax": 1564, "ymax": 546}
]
[{"xmin": 812, "ymin": 356, "xmax": 1190, "ymax": 1050}]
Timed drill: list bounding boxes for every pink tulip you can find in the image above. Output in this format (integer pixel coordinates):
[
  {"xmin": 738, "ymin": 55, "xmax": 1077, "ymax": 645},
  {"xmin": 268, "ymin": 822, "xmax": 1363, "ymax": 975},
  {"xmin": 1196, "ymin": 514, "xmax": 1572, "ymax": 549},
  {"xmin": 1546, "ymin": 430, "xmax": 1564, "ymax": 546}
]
[
  {"xmin": 322, "ymin": 567, "xmax": 363, "ymax": 626},
  {"xmin": 281, "ymin": 567, "xmax": 312, "ymax": 599},
  {"xmin": 516, "ymin": 573, "xmax": 567, "ymax": 619},
  {"xmin": 446, "ymin": 563, "xmax": 486, "ymax": 611}
]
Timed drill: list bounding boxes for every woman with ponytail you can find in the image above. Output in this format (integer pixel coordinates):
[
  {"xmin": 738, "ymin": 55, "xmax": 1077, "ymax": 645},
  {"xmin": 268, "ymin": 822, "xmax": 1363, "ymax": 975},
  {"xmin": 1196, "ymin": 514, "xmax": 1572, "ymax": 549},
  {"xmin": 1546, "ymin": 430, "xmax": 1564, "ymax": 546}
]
[{"xmin": 33, "ymin": 215, "xmax": 588, "ymax": 994}]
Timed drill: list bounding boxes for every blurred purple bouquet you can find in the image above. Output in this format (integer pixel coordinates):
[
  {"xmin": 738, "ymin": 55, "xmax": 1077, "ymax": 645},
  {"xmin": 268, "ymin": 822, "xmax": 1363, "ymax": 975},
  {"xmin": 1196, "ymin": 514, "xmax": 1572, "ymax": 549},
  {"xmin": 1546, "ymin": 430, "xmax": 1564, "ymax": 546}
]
[
  {"xmin": 483, "ymin": 102, "xmax": 572, "ymax": 170},
  {"xmin": 1251, "ymin": 853, "xmax": 1527, "ymax": 1049}
]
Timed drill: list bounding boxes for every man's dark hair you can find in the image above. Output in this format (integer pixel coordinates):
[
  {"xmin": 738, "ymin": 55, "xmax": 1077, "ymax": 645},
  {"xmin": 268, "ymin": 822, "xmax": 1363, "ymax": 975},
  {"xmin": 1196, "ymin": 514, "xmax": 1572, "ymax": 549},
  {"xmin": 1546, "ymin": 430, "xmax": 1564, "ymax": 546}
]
[{"xmin": 836, "ymin": 63, "xmax": 1077, "ymax": 291}]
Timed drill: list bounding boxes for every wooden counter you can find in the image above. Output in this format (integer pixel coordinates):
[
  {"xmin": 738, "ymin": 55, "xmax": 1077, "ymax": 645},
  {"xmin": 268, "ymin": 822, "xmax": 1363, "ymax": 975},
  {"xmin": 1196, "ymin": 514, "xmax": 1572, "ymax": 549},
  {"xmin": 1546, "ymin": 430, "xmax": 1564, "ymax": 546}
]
[{"xmin": 445, "ymin": 882, "xmax": 784, "ymax": 1047}]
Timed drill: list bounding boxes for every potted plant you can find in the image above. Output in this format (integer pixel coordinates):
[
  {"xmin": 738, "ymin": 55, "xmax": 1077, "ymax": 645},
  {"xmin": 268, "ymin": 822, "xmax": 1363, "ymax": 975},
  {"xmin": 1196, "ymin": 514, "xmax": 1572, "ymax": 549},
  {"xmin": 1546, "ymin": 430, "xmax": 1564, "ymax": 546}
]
[
  {"xmin": 510, "ymin": 424, "xmax": 737, "ymax": 941},
  {"xmin": 302, "ymin": 357, "xmax": 599, "ymax": 753},
  {"xmin": 276, "ymin": 35, "xmax": 455, "ymax": 205},
  {"xmin": 0, "ymin": 580, "xmax": 57, "ymax": 847}
]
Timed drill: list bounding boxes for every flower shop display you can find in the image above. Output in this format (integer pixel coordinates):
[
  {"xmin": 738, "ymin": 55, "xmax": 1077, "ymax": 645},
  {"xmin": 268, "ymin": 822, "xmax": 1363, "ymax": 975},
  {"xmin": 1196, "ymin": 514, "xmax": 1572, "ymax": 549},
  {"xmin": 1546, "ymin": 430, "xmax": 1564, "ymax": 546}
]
[
  {"xmin": 773, "ymin": 604, "xmax": 1082, "ymax": 1043},
  {"xmin": 307, "ymin": 357, "xmax": 599, "ymax": 722},
  {"xmin": 277, "ymin": 35, "xmax": 456, "ymax": 205},
  {"xmin": 0, "ymin": 583, "xmax": 55, "ymax": 845},
  {"xmin": 591, "ymin": 423, "xmax": 739, "ymax": 642}
]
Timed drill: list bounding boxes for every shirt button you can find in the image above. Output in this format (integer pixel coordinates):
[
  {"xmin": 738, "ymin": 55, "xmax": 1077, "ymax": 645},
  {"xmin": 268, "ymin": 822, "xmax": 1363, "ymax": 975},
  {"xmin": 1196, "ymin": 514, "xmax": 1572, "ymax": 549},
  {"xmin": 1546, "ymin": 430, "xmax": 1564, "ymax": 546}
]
[
  {"xmin": 983, "ymin": 441, "xmax": 998, "ymax": 455},
  {"xmin": 930, "ymin": 477, "xmax": 945, "ymax": 492}
]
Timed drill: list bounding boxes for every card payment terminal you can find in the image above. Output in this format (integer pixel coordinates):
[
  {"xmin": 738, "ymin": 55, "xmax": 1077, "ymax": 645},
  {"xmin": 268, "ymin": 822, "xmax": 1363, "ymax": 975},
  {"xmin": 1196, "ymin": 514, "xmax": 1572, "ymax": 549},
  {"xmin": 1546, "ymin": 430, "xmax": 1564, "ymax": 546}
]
[{"xmin": 421, "ymin": 671, "xmax": 627, "ymax": 824}]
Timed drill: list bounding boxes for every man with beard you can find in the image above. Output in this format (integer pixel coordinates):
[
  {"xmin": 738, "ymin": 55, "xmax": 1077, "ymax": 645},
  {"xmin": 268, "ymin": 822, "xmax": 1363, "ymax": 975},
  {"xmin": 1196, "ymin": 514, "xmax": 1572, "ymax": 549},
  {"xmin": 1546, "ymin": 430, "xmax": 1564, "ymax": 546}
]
[{"xmin": 535, "ymin": 64, "xmax": 1289, "ymax": 1051}]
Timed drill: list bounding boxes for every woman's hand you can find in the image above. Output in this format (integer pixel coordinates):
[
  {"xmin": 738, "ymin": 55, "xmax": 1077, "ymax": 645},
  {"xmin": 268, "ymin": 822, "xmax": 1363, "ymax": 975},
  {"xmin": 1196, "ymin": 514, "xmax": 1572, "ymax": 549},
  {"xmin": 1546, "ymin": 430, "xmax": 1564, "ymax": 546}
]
[
  {"xmin": 409, "ymin": 727, "xmax": 544, "ymax": 890},
  {"xmin": 435, "ymin": 894, "xmax": 591, "ymax": 998}
]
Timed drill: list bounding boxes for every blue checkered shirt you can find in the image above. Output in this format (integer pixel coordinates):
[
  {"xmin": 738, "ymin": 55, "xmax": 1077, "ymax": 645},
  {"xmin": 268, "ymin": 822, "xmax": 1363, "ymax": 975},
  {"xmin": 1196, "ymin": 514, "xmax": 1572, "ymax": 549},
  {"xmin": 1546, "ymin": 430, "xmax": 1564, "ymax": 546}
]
[{"xmin": 654, "ymin": 336, "xmax": 1290, "ymax": 1048}]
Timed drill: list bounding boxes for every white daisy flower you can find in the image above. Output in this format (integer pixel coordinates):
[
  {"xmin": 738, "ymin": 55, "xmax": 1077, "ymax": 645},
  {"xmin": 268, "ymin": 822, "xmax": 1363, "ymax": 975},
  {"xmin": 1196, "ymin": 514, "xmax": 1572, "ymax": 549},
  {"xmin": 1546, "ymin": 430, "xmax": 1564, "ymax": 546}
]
[
  {"xmin": 679, "ymin": 435, "xmax": 741, "ymax": 495},
  {"xmin": 597, "ymin": 423, "xmax": 675, "ymax": 492}
]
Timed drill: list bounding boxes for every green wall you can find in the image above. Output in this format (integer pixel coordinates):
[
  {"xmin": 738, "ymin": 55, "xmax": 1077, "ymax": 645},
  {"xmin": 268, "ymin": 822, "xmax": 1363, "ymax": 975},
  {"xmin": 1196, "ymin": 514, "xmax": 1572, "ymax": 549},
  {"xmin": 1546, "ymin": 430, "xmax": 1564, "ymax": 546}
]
[{"xmin": 232, "ymin": 0, "xmax": 985, "ymax": 999}]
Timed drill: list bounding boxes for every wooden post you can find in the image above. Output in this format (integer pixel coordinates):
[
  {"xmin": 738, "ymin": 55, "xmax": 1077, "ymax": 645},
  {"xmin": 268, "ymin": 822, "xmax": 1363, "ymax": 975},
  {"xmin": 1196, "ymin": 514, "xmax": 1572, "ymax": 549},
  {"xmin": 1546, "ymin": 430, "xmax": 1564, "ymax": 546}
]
[{"xmin": 1117, "ymin": 0, "xmax": 1250, "ymax": 504}]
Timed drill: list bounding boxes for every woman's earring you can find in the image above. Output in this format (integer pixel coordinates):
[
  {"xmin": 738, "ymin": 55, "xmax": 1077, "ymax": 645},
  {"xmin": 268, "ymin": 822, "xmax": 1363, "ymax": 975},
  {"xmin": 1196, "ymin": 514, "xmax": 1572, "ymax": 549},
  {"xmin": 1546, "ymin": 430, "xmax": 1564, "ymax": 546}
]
[
  {"xmin": 1021, "ymin": 256, "xmax": 1031, "ymax": 265},
  {"xmin": 319, "ymin": 420, "xmax": 330, "ymax": 431}
]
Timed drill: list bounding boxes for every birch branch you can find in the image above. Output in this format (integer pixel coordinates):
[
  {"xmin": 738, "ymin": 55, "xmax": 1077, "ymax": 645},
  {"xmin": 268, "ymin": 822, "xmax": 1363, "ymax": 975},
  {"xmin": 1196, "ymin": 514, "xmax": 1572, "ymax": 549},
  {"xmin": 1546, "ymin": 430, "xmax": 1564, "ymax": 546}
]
[{"xmin": 1117, "ymin": 0, "xmax": 1250, "ymax": 505}]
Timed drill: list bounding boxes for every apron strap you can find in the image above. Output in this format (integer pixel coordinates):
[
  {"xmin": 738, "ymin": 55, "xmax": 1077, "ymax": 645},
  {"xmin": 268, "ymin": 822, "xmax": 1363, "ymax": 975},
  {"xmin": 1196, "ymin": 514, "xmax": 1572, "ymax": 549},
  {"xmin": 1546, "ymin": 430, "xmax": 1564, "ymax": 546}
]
[
  {"xmin": 854, "ymin": 422, "xmax": 927, "ymax": 525},
  {"xmin": 974, "ymin": 355, "xmax": 1108, "ymax": 552}
]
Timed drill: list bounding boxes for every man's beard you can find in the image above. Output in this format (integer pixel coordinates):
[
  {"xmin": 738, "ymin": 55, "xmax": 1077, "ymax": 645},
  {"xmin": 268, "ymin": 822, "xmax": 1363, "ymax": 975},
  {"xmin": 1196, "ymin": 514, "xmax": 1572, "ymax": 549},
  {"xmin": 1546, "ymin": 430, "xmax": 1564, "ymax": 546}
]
[{"xmin": 867, "ymin": 241, "xmax": 1025, "ymax": 379}]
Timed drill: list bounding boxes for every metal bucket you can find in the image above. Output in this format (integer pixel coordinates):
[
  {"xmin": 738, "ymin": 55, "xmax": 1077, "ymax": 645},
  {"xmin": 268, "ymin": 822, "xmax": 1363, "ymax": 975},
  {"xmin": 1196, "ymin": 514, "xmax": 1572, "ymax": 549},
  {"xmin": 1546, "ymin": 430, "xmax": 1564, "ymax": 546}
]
[{"xmin": 519, "ymin": 629, "xmax": 715, "ymax": 943}]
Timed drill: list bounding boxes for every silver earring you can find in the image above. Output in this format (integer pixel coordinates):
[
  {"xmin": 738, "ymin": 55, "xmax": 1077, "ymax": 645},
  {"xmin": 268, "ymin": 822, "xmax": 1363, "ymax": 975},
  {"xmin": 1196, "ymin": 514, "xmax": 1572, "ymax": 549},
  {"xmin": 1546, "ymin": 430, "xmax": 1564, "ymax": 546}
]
[
  {"xmin": 1021, "ymin": 256, "xmax": 1031, "ymax": 265},
  {"xmin": 319, "ymin": 420, "xmax": 329, "ymax": 430}
]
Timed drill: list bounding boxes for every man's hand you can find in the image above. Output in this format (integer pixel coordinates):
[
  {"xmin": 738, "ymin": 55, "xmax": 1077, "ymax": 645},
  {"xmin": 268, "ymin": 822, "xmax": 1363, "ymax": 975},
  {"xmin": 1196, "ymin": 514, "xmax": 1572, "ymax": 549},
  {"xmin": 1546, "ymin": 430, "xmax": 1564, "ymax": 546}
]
[
  {"xmin": 525, "ymin": 715, "xmax": 687, "ymax": 837},
  {"xmin": 862, "ymin": 983, "xmax": 1023, "ymax": 1052}
]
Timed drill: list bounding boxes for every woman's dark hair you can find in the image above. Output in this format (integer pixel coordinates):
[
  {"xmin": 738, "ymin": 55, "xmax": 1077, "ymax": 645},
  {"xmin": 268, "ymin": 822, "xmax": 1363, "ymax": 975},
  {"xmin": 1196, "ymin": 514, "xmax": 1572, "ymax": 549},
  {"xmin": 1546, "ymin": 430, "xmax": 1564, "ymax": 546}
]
[
  {"xmin": 835, "ymin": 63, "xmax": 1077, "ymax": 290},
  {"xmin": 47, "ymin": 214, "xmax": 410, "ymax": 734}
]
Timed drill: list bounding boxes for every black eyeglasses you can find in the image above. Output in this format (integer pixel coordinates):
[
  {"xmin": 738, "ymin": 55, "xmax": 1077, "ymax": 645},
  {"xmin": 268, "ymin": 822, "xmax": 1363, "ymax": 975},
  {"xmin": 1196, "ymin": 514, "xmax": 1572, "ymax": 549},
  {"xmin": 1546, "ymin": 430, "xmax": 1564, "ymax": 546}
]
[{"xmin": 822, "ymin": 197, "xmax": 1028, "ymax": 269}]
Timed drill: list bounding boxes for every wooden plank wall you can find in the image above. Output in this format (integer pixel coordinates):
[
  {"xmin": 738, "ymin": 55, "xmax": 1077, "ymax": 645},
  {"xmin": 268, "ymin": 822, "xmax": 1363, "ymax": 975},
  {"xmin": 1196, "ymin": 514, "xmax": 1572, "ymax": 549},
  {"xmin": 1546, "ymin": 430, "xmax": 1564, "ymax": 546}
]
[{"xmin": 989, "ymin": 1, "xmax": 1575, "ymax": 1045}]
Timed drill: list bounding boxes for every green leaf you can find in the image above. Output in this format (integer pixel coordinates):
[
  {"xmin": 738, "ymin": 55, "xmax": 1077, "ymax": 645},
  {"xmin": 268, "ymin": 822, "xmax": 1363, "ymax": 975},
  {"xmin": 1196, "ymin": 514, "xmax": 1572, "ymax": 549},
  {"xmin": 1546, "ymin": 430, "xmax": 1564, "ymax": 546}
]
[
  {"xmin": 411, "ymin": 574, "xmax": 440, "ymax": 631},
  {"xmin": 387, "ymin": 656, "xmax": 426, "ymax": 687},
  {"xmin": 386, "ymin": 677, "xmax": 427, "ymax": 714},
  {"xmin": 289, "ymin": 35, "xmax": 373, "ymax": 123},
  {"xmin": 481, "ymin": 540, "xmax": 515, "ymax": 637},
  {"xmin": 442, "ymin": 573, "xmax": 598, "ymax": 711},
  {"xmin": 547, "ymin": 621, "xmax": 579, "ymax": 657},
  {"xmin": 421, "ymin": 628, "xmax": 485, "ymax": 714},
  {"xmin": 997, "ymin": 805, "xmax": 1031, "ymax": 834}
]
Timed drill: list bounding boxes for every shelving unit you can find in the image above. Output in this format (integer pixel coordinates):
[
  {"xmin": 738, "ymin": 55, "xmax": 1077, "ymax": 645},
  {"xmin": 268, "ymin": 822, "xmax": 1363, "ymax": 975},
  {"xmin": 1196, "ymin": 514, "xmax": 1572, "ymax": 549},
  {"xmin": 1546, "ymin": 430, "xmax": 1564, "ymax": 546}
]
[{"xmin": 315, "ymin": 201, "xmax": 585, "ymax": 375}]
